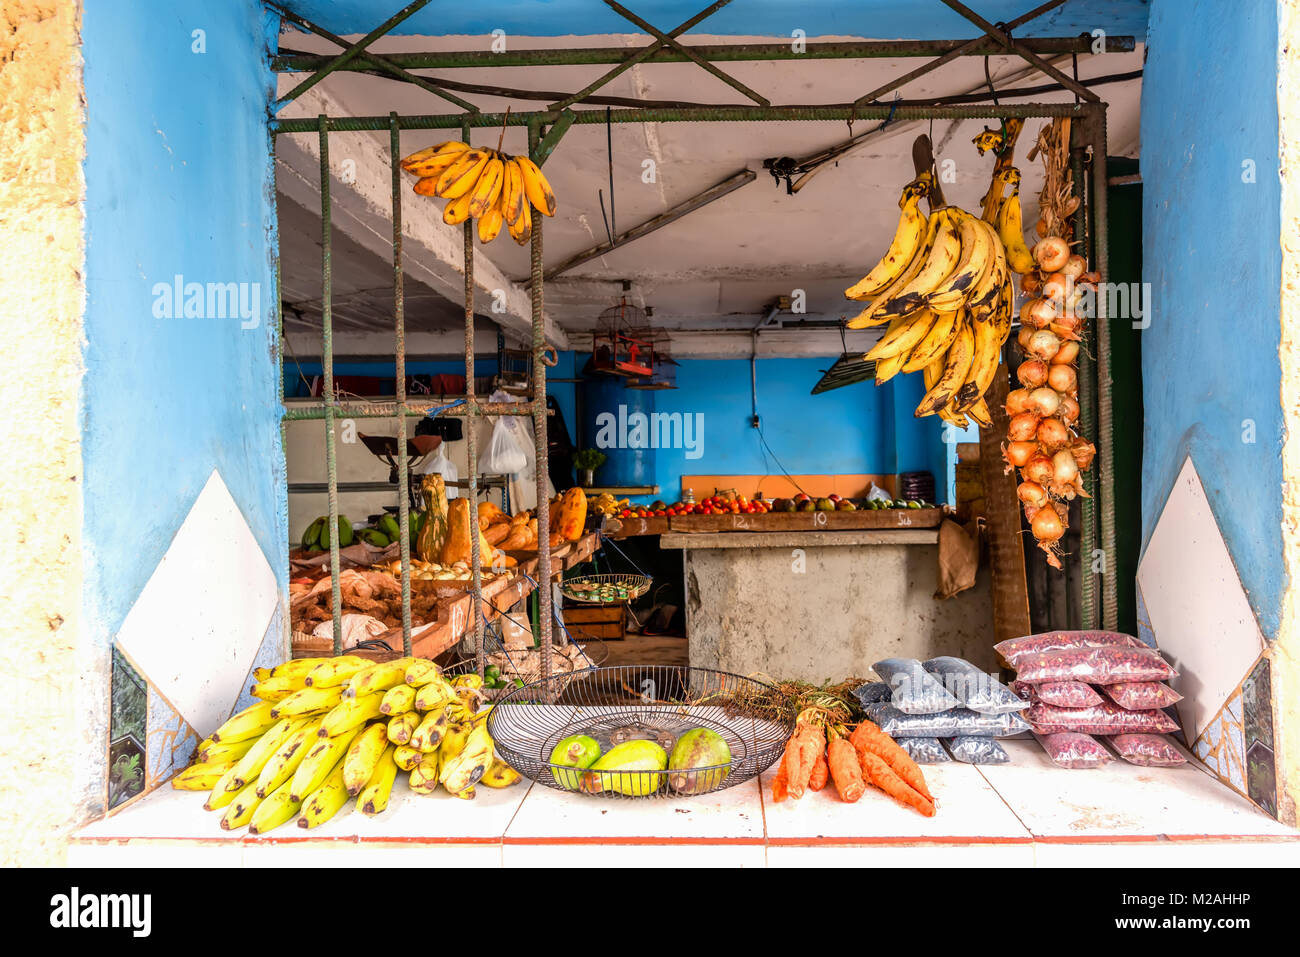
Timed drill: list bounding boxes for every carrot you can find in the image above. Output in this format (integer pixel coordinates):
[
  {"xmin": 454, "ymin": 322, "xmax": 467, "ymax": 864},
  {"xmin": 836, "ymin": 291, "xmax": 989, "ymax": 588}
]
[
  {"xmin": 771, "ymin": 754, "xmax": 790, "ymax": 803},
  {"xmin": 788, "ymin": 716, "xmax": 825, "ymax": 796},
  {"xmin": 781, "ymin": 732, "xmax": 806, "ymax": 800},
  {"xmin": 827, "ymin": 737, "xmax": 866, "ymax": 803},
  {"xmin": 859, "ymin": 750, "xmax": 936, "ymax": 817},
  {"xmin": 849, "ymin": 721, "xmax": 933, "ymax": 801},
  {"xmin": 808, "ymin": 745, "xmax": 829, "ymax": 791}
]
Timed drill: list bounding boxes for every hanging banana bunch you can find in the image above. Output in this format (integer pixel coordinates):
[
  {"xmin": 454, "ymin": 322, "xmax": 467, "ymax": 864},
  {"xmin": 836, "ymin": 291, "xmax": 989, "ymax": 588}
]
[
  {"xmin": 844, "ymin": 170, "xmax": 1014, "ymax": 431},
  {"xmin": 399, "ymin": 140, "xmax": 556, "ymax": 245}
]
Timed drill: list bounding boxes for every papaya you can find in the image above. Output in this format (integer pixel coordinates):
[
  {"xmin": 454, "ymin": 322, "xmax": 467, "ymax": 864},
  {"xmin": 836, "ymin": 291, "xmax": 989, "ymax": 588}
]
[
  {"xmin": 579, "ymin": 740, "xmax": 667, "ymax": 797},
  {"xmin": 549, "ymin": 734, "xmax": 601, "ymax": 790},
  {"xmin": 667, "ymin": 728, "xmax": 732, "ymax": 794},
  {"xmin": 556, "ymin": 487, "xmax": 587, "ymax": 541},
  {"xmin": 416, "ymin": 476, "xmax": 449, "ymax": 563}
]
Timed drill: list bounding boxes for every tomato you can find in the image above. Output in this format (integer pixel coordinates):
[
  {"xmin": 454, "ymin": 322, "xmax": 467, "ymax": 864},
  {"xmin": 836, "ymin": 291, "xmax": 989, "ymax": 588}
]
[{"xmin": 620, "ymin": 509, "xmax": 631, "ymax": 517}]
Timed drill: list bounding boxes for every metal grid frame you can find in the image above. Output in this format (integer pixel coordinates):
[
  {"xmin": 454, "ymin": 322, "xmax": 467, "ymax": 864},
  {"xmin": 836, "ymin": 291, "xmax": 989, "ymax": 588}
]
[{"xmin": 270, "ymin": 0, "xmax": 1126, "ymax": 677}]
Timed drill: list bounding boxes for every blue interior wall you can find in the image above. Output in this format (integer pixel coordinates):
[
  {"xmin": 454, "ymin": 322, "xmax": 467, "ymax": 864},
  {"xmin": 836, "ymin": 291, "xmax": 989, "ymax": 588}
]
[
  {"xmin": 1140, "ymin": 0, "xmax": 1283, "ymax": 637},
  {"xmin": 82, "ymin": 1, "xmax": 283, "ymax": 638}
]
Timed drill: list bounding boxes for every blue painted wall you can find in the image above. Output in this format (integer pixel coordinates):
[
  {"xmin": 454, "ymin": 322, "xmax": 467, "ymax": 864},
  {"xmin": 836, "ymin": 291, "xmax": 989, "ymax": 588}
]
[
  {"xmin": 284, "ymin": 0, "xmax": 1148, "ymax": 40},
  {"xmin": 82, "ymin": 1, "xmax": 283, "ymax": 639},
  {"xmin": 1140, "ymin": 0, "xmax": 1283, "ymax": 637}
]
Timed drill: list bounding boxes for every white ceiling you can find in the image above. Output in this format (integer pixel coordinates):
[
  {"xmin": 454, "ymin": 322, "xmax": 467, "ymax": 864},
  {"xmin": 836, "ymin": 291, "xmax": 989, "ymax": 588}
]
[{"xmin": 275, "ymin": 31, "xmax": 1142, "ymax": 354}]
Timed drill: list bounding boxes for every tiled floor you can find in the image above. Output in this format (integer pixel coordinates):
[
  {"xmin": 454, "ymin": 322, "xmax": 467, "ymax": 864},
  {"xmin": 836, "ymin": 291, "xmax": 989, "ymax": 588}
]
[{"xmin": 71, "ymin": 740, "xmax": 1299, "ymax": 867}]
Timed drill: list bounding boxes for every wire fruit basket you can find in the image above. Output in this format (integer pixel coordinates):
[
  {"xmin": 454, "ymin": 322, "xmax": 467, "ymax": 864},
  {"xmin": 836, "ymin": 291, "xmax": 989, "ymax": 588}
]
[
  {"xmin": 487, "ymin": 665, "xmax": 793, "ymax": 798},
  {"xmin": 561, "ymin": 573, "xmax": 651, "ymax": 604}
]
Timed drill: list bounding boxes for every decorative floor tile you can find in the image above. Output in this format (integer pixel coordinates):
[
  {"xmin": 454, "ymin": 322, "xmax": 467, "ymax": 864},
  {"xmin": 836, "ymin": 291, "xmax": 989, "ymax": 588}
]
[
  {"xmin": 109, "ymin": 648, "xmax": 148, "ymax": 810},
  {"xmin": 1246, "ymin": 740, "xmax": 1278, "ymax": 818},
  {"xmin": 1242, "ymin": 657, "xmax": 1273, "ymax": 750},
  {"xmin": 146, "ymin": 685, "xmax": 200, "ymax": 790}
]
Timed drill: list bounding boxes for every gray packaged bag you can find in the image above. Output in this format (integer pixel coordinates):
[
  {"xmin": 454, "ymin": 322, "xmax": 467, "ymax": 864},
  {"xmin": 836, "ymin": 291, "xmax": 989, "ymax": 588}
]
[
  {"xmin": 865, "ymin": 702, "xmax": 1032, "ymax": 738},
  {"xmin": 923, "ymin": 656, "xmax": 1028, "ymax": 715},
  {"xmin": 872, "ymin": 657, "xmax": 960, "ymax": 714},
  {"xmin": 852, "ymin": 681, "xmax": 892, "ymax": 708},
  {"xmin": 897, "ymin": 737, "xmax": 950, "ymax": 764},
  {"xmin": 945, "ymin": 736, "xmax": 1010, "ymax": 764}
]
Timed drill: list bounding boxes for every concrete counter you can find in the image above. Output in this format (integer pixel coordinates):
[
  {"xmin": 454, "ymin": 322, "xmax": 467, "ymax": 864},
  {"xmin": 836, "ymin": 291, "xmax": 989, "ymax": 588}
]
[{"xmin": 670, "ymin": 530, "xmax": 995, "ymax": 681}]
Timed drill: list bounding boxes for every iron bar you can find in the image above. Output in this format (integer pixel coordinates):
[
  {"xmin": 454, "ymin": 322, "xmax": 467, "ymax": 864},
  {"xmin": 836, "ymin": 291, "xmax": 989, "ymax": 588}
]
[
  {"xmin": 391, "ymin": 113, "xmax": 413, "ymax": 653},
  {"xmin": 939, "ymin": 0, "xmax": 1099, "ymax": 102},
  {"xmin": 1072, "ymin": 141, "xmax": 1098, "ymax": 629},
  {"xmin": 604, "ymin": 0, "xmax": 769, "ymax": 106},
  {"xmin": 854, "ymin": 0, "xmax": 1067, "ymax": 106},
  {"xmin": 534, "ymin": 110, "xmax": 576, "ymax": 166},
  {"xmin": 275, "ymin": 0, "xmax": 435, "ymax": 110},
  {"xmin": 319, "ymin": 116, "xmax": 343, "ymax": 653},
  {"xmin": 530, "ymin": 119, "xmax": 554, "ymax": 688},
  {"xmin": 548, "ymin": 0, "xmax": 734, "ymax": 111},
  {"xmin": 535, "ymin": 169, "xmax": 756, "ymax": 283},
  {"xmin": 274, "ymin": 102, "xmax": 1091, "ymax": 135},
  {"xmin": 272, "ymin": 36, "xmax": 1133, "ymax": 73},
  {"xmin": 283, "ymin": 401, "xmax": 546, "ymax": 420},
  {"xmin": 463, "ymin": 120, "xmax": 485, "ymax": 678},
  {"xmin": 270, "ymin": 3, "xmax": 479, "ymax": 113}
]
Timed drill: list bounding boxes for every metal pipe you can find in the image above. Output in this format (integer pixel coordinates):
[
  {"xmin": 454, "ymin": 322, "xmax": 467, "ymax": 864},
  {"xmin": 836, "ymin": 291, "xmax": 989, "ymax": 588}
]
[
  {"xmin": 751, "ymin": 303, "xmax": 781, "ymax": 425},
  {"xmin": 391, "ymin": 113, "xmax": 413, "ymax": 654},
  {"xmin": 282, "ymin": 401, "xmax": 546, "ymax": 420},
  {"xmin": 273, "ymin": 102, "xmax": 1092, "ymax": 135},
  {"xmin": 1089, "ymin": 105, "xmax": 1118, "ymax": 630},
  {"xmin": 272, "ymin": 36, "xmax": 1134, "ymax": 72},
  {"xmin": 1071, "ymin": 141, "xmax": 1098, "ymax": 629},
  {"xmin": 318, "ymin": 116, "xmax": 343, "ymax": 653},
  {"xmin": 530, "ymin": 119, "xmax": 555, "ymax": 690},
  {"xmin": 463, "ymin": 120, "xmax": 484, "ymax": 678}
]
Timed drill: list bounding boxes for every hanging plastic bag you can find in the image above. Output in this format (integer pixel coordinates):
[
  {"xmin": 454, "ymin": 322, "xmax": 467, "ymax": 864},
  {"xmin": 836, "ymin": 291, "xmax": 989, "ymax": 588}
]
[
  {"xmin": 479, "ymin": 414, "xmax": 528, "ymax": 475},
  {"xmin": 416, "ymin": 442, "xmax": 460, "ymax": 498}
]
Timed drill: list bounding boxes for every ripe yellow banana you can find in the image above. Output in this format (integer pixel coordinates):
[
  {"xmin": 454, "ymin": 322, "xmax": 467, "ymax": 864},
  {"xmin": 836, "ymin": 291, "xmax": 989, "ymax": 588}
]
[
  {"xmin": 508, "ymin": 193, "xmax": 532, "ymax": 245},
  {"xmin": 380, "ymin": 684, "xmax": 416, "ymax": 716},
  {"xmin": 256, "ymin": 717, "xmax": 323, "ymax": 797},
  {"xmin": 413, "ymin": 677, "xmax": 455, "ymax": 712},
  {"xmin": 347, "ymin": 658, "xmax": 415, "ymax": 699},
  {"xmin": 172, "ymin": 761, "xmax": 235, "ymax": 791},
  {"xmin": 387, "ymin": 711, "xmax": 421, "ymax": 746},
  {"xmin": 963, "ymin": 219, "xmax": 1008, "ymax": 315},
  {"xmin": 864, "ymin": 307, "xmax": 938, "ymax": 363},
  {"xmin": 879, "ymin": 208, "xmax": 963, "ymax": 317},
  {"xmin": 204, "ymin": 765, "xmax": 243, "ymax": 811},
  {"xmin": 938, "ymin": 401, "xmax": 971, "ymax": 430},
  {"xmin": 196, "ymin": 736, "xmax": 256, "ymax": 765},
  {"xmin": 248, "ymin": 778, "xmax": 301, "ymax": 836},
  {"xmin": 515, "ymin": 155, "xmax": 556, "ymax": 216},
  {"xmin": 480, "ymin": 758, "xmax": 521, "ymax": 788},
  {"xmin": 440, "ymin": 725, "xmax": 494, "ymax": 794},
  {"xmin": 410, "ymin": 705, "xmax": 454, "ymax": 753},
  {"xmin": 901, "ymin": 307, "xmax": 962, "ymax": 374},
  {"xmin": 359, "ymin": 746, "xmax": 399, "ymax": 815},
  {"xmin": 925, "ymin": 211, "xmax": 993, "ymax": 312},
  {"xmin": 443, "ymin": 190, "xmax": 475, "ymax": 226},
  {"xmin": 343, "ymin": 723, "xmax": 390, "ymax": 796},
  {"xmin": 298, "ymin": 763, "xmax": 350, "ymax": 830},
  {"xmin": 439, "ymin": 719, "xmax": 473, "ymax": 762},
  {"xmin": 318, "ymin": 693, "xmax": 385, "ymax": 738},
  {"xmin": 915, "ymin": 323, "xmax": 975, "ymax": 417},
  {"xmin": 966, "ymin": 396, "xmax": 993, "ymax": 429},
  {"xmin": 478, "ymin": 194, "xmax": 505, "ymax": 243},
  {"xmin": 210, "ymin": 700, "xmax": 278, "ymax": 744},
  {"xmin": 995, "ymin": 170, "xmax": 1036, "ymax": 274},
  {"xmin": 404, "ymin": 659, "xmax": 442, "ymax": 687},
  {"xmin": 227, "ymin": 717, "xmax": 305, "ymax": 790},
  {"xmin": 435, "ymin": 148, "xmax": 491, "ymax": 199},
  {"xmin": 847, "ymin": 211, "xmax": 937, "ymax": 329},
  {"xmin": 253, "ymin": 667, "xmax": 273, "ymax": 683},
  {"xmin": 220, "ymin": 779, "xmax": 264, "ymax": 831},
  {"xmin": 467, "ymin": 155, "xmax": 505, "ymax": 219},
  {"xmin": 249, "ymin": 676, "xmax": 299, "ymax": 702},
  {"xmin": 500, "ymin": 158, "xmax": 526, "ymax": 226},
  {"xmin": 289, "ymin": 725, "xmax": 363, "ymax": 802},
  {"xmin": 304, "ymin": 656, "xmax": 369, "ymax": 689},
  {"xmin": 400, "ymin": 141, "xmax": 469, "ymax": 176},
  {"xmin": 846, "ymin": 187, "xmax": 926, "ymax": 301},
  {"xmin": 409, "ymin": 751, "xmax": 441, "ymax": 794},
  {"xmin": 271, "ymin": 684, "xmax": 345, "ymax": 719},
  {"xmin": 394, "ymin": 745, "xmax": 424, "ymax": 771},
  {"xmin": 270, "ymin": 657, "xmax": 328, "ymax": 681}
]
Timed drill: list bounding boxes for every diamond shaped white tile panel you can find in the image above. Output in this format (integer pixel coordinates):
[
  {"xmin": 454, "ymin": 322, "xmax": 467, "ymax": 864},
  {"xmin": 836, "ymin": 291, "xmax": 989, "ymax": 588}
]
[
  {"xmin": 1137, "ymin": 456, "xmax": 1265, "ymax": 739},
  {"xmin": 115, "ymin": 470, "xmax": 278, "ymax": 736}
]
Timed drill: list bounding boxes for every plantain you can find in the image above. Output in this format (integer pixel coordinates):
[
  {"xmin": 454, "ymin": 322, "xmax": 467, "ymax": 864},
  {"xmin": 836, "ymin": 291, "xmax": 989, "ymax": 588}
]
[
  {"xmin": 467, "ymin": 155, "xmax": 505, "ymax": 219},
  {"xmin": 400, "ymin": 141, "xmax": 469, "ymax": 176},
  {"xmin": 515, "ymin": 155, "xmax": 557, "ymax": 216},
  {"xmin": 915, "ymin": 323, "xmax": 975, "ymax": 417},
  {"xmin": 845, "ymin": 183, "xmax": 927, "ymax": 301},
  {"xmin": 435, "ymin": 148, "xmax": 492, "ymax": 199}
]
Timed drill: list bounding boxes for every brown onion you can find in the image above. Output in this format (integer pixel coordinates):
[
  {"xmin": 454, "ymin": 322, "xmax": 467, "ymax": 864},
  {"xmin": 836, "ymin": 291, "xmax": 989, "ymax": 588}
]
[
  {"xmin": 1052, "ymin": 449, "xmax": 1079, "ymax": 485},
  {"xmin": 1059, "ymin": 395, "xmax": 1080, "ymax": 425},
  {"xmin": 1023, "ymin": 454, "xmax": 1054, "ymax": 486},
  {"xmin": 1031, "ymin": 503, "xmax": 1066, "ymax": 542},
  {"xmin": 1061, "ymin": 255, "xmax": 1087, "ymax": 280},
  {"xmin": 1004, "ymin": 441, "xmax": 1039, "ymax": 468},
  {"xmin": 1025, "ymin": 298, "xmax": 1058, "ymax": 328},
  {"xmin": 1048, "ymin": 364, "xmax": 1078, "ymax": 393},
  {"xmin": 1018, "ymin": 481, "xmax": 1049, "ymax": 508},
  {"xmin": 1042, "ymin": 272, "xmax": 1070, "ymax": 302},
  {"xmin": 1005, "ymin": 388, "xmax": 1035, "ymax": 415},
  {"xmin": 1026, "ymin": 329, "xmax": 1062, "ymax": 361},
  {"xmin": 1051, "ymin": 340, "xmax": 1080, "ymax": 365},
  {"xmin": 1035, "ymin": 218, "xmax": 1050, "ymax": 238},
  {"xmin": 1034, "ymin": 236, "xmax": 1070, "ymax": 272},
  {"xmin": 1020, "ymin": 273, "xmax": 1043, "ymax": 296},
  {"xmin": 1008, "ymin": 412, "xmax": 1040, "ymax": 441},
  {"xmin": 1017, "ymin": 327, "xmax": 1035, "ymax": 351},
  {"xmin": 1037, "ymin": 416, "xmax": 1070, "ymax": 450},
  {"xmin": 1029, "ymin": 387, "xmax": 1062, "ymax": 417},
  {"xmin": 1070, "ymin": 437, "xmax": 1096, "ymax": 470},
  {"xmin": 1018, "ymin": 359, "xmax": 1049, "ymax": 388}
]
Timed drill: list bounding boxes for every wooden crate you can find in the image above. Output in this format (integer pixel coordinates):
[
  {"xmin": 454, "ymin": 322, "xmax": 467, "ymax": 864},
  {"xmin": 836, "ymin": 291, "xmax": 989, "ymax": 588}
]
[{"xmin": 562, "ymin": 604, "xmax": 626, "ymax": 641}]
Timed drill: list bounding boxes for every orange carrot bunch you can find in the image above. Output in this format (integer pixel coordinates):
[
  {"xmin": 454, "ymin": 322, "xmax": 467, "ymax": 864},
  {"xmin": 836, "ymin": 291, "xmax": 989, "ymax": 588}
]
[
  {"xmin": 772, "ymin": 710, "xmax": 830, "ymax": 803},
  {"xmin": 849, "ymin": 720, "xmax": 935, "ymax": 816}
]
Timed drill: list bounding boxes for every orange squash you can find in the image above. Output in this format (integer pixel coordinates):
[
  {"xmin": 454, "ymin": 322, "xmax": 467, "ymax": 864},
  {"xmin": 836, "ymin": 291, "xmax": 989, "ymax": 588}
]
[
  {"xmin": 556, "ymin": 487, "xmax": 587, "ymax": 541},
  {"xmin": 416, "ymin": 475, "xmax": 449, "ymax": 563},
  {"xmin": 441, "ymin": 498, "xmax": 496, "ymax": 567},
  {"xmin": 485, "ymin": 524, "xmax": 511, "ymax": 547},
  {"xmin": 478, "ymin": 501, "xmax": 507, "ymax": 527}
]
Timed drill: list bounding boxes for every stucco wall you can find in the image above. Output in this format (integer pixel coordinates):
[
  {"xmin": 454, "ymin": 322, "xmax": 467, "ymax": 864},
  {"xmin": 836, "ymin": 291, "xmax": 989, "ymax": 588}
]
[{"xmin": 0, "ymin": 0, "xmax": 86, "ymax": 868}]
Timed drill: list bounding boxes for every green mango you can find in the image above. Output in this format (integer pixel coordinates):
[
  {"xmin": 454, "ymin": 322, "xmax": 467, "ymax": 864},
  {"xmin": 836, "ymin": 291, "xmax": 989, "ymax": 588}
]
[
  {"xmin": 579, "ymin": 740, "xmax": 667, "ymax": 797},
  {"xmin": 549, "ymin": 734, "xmax": 601, "ymax": 791},
  {"xmin": 667, "ymin": 728, "xmax": 731, "ymax": 795}
]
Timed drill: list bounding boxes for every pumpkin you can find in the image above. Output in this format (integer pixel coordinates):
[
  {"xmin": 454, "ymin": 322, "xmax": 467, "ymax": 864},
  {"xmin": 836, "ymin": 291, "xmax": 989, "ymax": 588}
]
[
  {"xmin": 556, "ymin": 487, "xmax": 587, "ymax": 541},
  {"xmin": 509, "ymin": 510, "xmax": 530, "ymax": 527},
  {"xmin": 485, "ymin": 524, "xmax": 511, "ymax": 547},
  {"xmin": 416, "ymin": 475, "xmax": 449, "ymax": 563},
  {"xmin": 500, "ymin": 525, "xmax": 532, "ymax": 551},
  {"xmin": 479, "ymin": 501, "xmax": 507, "ymax": 526},
  {"xmin": 441, "ymin": 497, "xmax": 497, "ymax": 567}
]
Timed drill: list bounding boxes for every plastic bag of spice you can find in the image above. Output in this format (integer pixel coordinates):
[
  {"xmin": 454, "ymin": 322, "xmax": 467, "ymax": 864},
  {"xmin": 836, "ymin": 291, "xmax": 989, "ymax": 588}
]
[
  {"xmin": 1100, "ymin": 681, "xmax": 1183, "ymax": 711},
  {"xmin": 1013, "ymin": 645, "xmax": 1177, "ymax": 685},
  {"xmin": 1108, "ymin": 734, "xmax": 1188, "ymax": 768},
  {"xmin": 871, "ymin": 657, "xmax": 960, "ymax": 714},
  {"xmin": 923, "ymin": 656, "xmax": 1028, "ymax": 714},
  {"xmin": 1034, "ymin": 732, "xmax": 1113, "ymax": 769},
  {"xmin": 995, "ymin": 630, "xmax": 1143, "ymax": 667},
  {"xmin": 865, "ymin": 702, "xmax": 1032, "ymax": 738},
  {"xmin": 897, "ymin": 737, "xmax": 951, "ymax": 764},
  {"xmin": 945, "ymin": 736, "xmax": 1010, "ymax": 764},
  {"xmin": 1011, "ymin": 679, "xmax": 1103, "ymax": 709},
  {"xmin": 852, "ymin": 681, "xmax": 893, "ymax": 708},
  {"xmin": 1025, "ymin": 699, "xmax": 1180, "ymax": 736}
]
